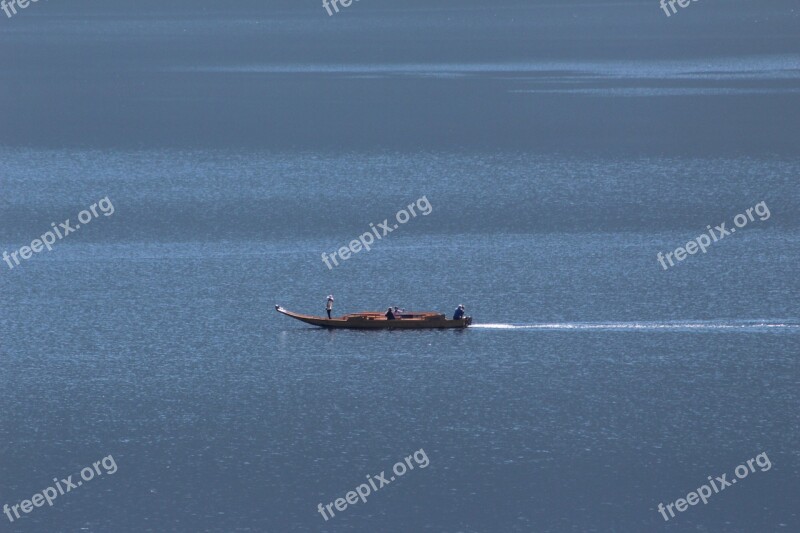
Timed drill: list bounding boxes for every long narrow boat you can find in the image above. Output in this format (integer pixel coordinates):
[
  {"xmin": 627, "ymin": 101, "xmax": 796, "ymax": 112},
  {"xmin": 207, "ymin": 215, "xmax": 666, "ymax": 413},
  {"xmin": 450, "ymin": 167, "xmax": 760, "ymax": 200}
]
[{"xmin": 275, "ymin": 305, "xmax": 472, "ymax": 329}]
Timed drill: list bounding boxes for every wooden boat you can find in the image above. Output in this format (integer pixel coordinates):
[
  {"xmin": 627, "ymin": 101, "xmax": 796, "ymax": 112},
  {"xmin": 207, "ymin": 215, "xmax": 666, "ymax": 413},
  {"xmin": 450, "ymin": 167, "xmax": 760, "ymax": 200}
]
[{"xmin": 275, "ymin": 305, "xmax": 472, "ymax": 329}]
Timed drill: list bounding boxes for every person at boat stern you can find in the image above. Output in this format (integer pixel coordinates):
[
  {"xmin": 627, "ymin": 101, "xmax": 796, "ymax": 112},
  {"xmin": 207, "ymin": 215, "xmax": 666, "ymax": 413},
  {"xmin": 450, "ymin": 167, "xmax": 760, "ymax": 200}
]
[
  {"xmin": 385, "ymin": 307, "xmax": 396, "ymax": 320},
  {"xmin": 453, "ymin": 304, "xmax": 465, "ymax": 320},
  {"xmin": 326, "ymin": 295, "xmax": 334, "ymax": 319}
]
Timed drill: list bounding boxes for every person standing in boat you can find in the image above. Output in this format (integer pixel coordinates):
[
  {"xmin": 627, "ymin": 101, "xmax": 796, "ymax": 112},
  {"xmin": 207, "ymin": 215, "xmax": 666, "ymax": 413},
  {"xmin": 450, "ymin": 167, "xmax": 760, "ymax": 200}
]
[
  {"xmin": 385, "ymin": 307, "xmax": 396, "ymax": 320},
  {"xmin": 326, "ymin": 295, "xmax": 334, "ymax": 319},
  {"xmin": 453, "ymin": 304, "xmax": 465, "ymax": 320}
]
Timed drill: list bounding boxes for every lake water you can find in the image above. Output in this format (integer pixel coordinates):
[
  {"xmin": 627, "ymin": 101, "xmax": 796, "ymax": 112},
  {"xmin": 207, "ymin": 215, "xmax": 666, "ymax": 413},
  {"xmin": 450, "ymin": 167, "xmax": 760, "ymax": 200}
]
[{"xmin": 1, "ymin": 2, "xmax": 799, "ymax": 532}]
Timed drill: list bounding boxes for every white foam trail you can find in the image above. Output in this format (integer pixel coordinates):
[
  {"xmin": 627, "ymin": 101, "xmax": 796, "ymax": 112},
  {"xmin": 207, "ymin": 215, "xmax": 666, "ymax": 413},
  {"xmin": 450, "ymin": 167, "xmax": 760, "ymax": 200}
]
[{"xmin": 471, "ymin": 320, "xmax": 800, "ymax": 331}]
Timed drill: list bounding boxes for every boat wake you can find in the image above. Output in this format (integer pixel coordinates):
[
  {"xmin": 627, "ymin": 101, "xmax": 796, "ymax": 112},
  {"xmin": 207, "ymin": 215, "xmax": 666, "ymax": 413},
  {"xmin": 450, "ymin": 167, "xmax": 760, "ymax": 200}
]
[{"xmin": 471, "ymin": 320, "xmax": 800, "ymax": 331}]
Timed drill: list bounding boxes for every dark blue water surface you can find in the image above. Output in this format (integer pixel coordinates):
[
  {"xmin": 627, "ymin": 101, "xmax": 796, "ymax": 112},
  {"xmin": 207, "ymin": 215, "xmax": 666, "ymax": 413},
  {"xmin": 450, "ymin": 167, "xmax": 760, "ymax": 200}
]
[{"xmin": 1, "ymin": 2, "xmax": 799, "ymax": 532}]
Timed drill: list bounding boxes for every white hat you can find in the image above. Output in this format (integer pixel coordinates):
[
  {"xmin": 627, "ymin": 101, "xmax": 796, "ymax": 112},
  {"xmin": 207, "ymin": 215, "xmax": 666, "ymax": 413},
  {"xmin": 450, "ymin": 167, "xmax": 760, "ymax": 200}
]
[{"xmin": 327, "ymin": 295, "xmax": 334, "ymax": 300}]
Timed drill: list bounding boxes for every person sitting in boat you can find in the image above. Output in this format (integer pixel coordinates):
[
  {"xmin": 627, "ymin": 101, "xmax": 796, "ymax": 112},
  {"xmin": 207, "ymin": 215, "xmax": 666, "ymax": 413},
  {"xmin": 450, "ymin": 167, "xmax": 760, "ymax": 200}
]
[
  {"xmin": 453, "ymin": 304, "xmax": 465, "ymax": 320},
  {"xmin": 385, "ymin": 307, "xmax": 396, "ymax": 320},
  {"xmin": 393, "ymin": 306, "xmax": 405, "ymax": 315},
  {"xmin": 326, "ymin": 295, "xmax": 334, "ymax": 319}
]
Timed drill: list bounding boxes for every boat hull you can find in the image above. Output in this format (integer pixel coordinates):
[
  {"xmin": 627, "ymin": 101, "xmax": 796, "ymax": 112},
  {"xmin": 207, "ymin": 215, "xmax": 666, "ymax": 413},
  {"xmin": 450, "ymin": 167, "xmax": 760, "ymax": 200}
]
[{"xmin": 275, "ymin": 305, "xmax": 471, "ymax": 329}]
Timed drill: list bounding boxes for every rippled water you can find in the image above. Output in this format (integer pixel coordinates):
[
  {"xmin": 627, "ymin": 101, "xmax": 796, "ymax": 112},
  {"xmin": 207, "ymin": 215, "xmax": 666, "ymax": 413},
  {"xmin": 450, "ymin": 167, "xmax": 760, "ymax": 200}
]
[
  {"xmin": 2, "ymin": 148, "xmax": 798, "ymax": 532},
  {"xmin": 1, "ymin": 2, "xmax": 799, "ymax": 532}
]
